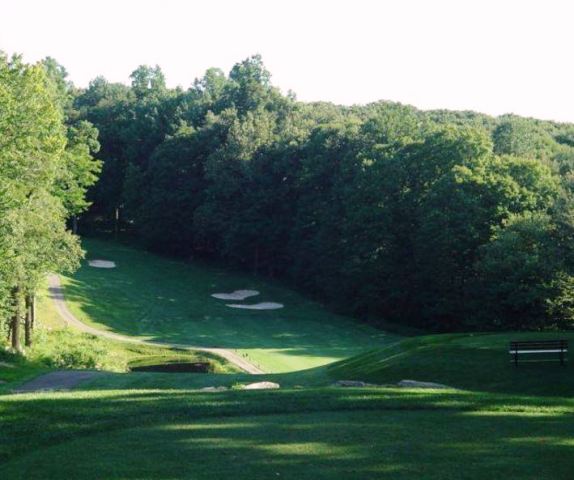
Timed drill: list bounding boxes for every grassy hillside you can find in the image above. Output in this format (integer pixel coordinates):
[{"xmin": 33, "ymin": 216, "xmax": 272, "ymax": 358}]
[
  {"xmin": 59, "ymin": 238, "xmax": 397, "ymax": 372},
  {"xmin": 327, "ymin": 331, "xmax": 574, "ymax": 396},
  {"xmin": 2, "ymin": 238, "xmax": 573, "ymax": 479},
  {"xmin": 2, "ymin": 320, "xmax": 573, "ymax": 478},
  {"xmin": 0, "ymin": 277, "xmax": 236, "ymax": 394},
  {"xmin": 1, "ymin": 386, "xmax": 573, "ymax": 479},
  {"xmin": 58, "ymin": 329, "xmax": 573, "ymax": 398}
]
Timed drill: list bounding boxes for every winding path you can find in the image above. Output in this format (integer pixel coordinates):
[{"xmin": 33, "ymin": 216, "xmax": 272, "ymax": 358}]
[
  {"xmin": 47, "ymin": 274, "xmax": 264, "ymax": 374},
  {"xmin": 14, "ymin": 371, "xmax": 104, "ymax": 393}
]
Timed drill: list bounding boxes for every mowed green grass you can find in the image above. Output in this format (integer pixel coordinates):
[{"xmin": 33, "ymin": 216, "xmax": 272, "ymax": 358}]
[
  {"xmin": 76, "ymin": 329, "xmax": 574, "ymax": 397},
  {"xmin": 327, "ymin": 331, "xmax": 574, "ymax": 396},
  {"xmin": 60, "ymin": 238, "xmax": 396, "ymax": 372},
  {"xmin": 1, "ymin": 387, "xmax": 573, "ymax": 479},
  {"xmin": 0, "ymin": 277, "xmax": 237, "ymax": 394},
  {"xmin": 2, "ymin": 330, "xmax": 574, "ymax": 478},
  {"xmin": 3, "ymin": 238, "xmax": 573, "ymax": 478}
]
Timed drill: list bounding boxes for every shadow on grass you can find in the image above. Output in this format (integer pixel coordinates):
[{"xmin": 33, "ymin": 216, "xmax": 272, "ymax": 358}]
[
  {"xmin": 58, "ymin": 240, "xmax": 397, "ymax": 369},
  {"xmin": 62, "ymin": 278, "xmax": 390, "ymax": 347},
  {"xmin": 54, "ymin": 238, "xmax": 574, "ymax": 396},
  {"xmin": 1, "ymin": 388, "xmax": 573, "ymax": 479},
  {"xmin": 328, "ymin": 338, "xmax": 574, "ymax": 397}
]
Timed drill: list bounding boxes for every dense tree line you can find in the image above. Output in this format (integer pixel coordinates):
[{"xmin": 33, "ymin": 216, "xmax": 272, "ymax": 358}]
[
  {"xmin": 0, "ymin": 54, "xmax": 100, "ymax": 351},
  {"xmin": 9, "ymin": 53, "xmax": 574, "ymax": 334},
  {"xmin": 73, "ymin": 55, "xmax": 574, "ymax": 331}
]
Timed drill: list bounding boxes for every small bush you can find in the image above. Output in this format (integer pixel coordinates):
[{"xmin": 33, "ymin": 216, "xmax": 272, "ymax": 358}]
[{"xmin": 31, "ymin": 328, "xmax": 128, "ymax": 371}]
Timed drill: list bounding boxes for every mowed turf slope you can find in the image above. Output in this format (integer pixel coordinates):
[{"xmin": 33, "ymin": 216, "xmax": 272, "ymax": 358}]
[
  {"xmin": 2, "ymin": 387, "xmax": 573, "ymax": 480},
  {"xmin": 64, "ymin": 329, "xmax": 574, "ymax": 397},
  {"xmin": 2, "ymin": 330, "xmax": 574, "ymax": 478},
  {"xmin": 327, "ymin": 331, "xmax": 574, "ymax": 396},
  {"xmin": 59, "ymin": 239, "xmax": 396, "ymax": 372}
]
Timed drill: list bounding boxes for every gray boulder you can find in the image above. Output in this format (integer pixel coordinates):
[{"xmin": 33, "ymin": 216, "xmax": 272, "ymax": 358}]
[
  {"xmin": 332, "ymin": 380, "xmax": 379, "ymax": 388},
  {"xmin": 243, "ymin": 381, "xmax": 280, "ymax": 390},
  {"xmin": 200, "ymin": 386, "xmax": 228, "ymax": 392},
  {"xmin": 397, "ymin": 379, "xmax": 452, "ymax": 389}
]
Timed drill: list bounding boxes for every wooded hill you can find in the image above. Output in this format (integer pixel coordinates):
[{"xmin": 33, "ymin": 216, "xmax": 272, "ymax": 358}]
[{"xmin": 4, "ymin": 53, "xmax": 574, "ymax": 335}]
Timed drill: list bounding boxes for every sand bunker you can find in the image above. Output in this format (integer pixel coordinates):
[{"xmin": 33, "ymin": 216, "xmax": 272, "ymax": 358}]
[
  {"xmin": 226, "ymin": 302, "xmax": 284, "ymax": 310},
  {"xmin": 211, "ymin": 290, "xmax": 260, "ymax": 300},
  {"xmin": 88, "ymin": 259, "xmax": 116, "ymax": 269}
]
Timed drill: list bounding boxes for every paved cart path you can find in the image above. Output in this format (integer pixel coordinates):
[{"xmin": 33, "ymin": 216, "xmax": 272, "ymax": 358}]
[
  {"xmin": 47, "ymin": 274, "xmax": 264, "ymax": 375},
  {"xmin": 13, "ymin": 371, "xmax": 104, "ymax": 393}
]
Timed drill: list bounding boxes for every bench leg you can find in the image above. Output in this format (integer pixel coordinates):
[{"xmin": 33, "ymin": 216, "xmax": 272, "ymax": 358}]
[{"xmin": 514, "ymin": 352, "xmax": 518, "ymax": 366}]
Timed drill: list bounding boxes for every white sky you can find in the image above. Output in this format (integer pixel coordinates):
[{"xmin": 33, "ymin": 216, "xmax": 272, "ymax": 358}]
[{"xmin": 1, "ymin": 0, "xmax": 573, "ymax": 122}]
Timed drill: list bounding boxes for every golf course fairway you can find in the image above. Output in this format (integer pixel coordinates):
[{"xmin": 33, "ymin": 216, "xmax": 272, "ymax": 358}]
[{"xmin": 58, "ymin": 239, "xmax": 397, "ymax": 372}]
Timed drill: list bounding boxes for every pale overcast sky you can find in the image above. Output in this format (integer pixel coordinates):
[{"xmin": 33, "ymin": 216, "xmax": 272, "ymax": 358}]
[{"xmin": 1, "ymin": 0, "xmax": 573, "ymax": 122}]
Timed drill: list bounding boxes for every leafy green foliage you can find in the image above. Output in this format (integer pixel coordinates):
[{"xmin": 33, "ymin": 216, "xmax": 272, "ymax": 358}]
[
  {"xmin": 44, "ymin": 55, "xmax": 574, "ymax": 331},
  {"xmin": 33, "ymin": 329, "xmax": 115, "ymax": 370},
  {"xmin": 0, "ymin": 53, "xmax": 99, "ymax": 350},
  {"xmin": 476, "ymin": 212, "xmax": 574, "ymax": 329}
]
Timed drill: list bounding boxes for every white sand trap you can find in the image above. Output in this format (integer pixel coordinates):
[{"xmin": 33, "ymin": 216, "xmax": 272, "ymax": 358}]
[
  {"xmin": 88, "ymin": 259, "xmax": 116, "ymax": 269},
  {"xmin": 226, "ymin": 302, "xmax": 284, "ymax": 310},
  {"xmin": 212, "ymin": 290, "xmax": 260, "ymax": 300}
]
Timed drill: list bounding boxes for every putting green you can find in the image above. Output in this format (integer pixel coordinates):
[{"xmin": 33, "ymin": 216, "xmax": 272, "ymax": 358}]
[{"xmin": 60, "ymin": 239, "xmax": 397, "ymax": 372}]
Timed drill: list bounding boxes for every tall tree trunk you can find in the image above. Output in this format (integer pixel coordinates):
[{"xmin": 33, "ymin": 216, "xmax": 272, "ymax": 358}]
[
  {"xmin": 10, "ymin": 287, "xmax": 22, "ymax": 353},
  {"xmin": 24, "ymin": 294, "xmax": 33, "ymax": 347},
  {"xmin": 30, "ymin": 294, "xmax": 36, "ymax": 330}
]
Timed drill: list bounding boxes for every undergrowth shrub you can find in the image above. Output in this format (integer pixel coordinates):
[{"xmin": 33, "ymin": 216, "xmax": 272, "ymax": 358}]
[{"xmin": 31, "ymin": 328, "xmax": 128, "ymax": 371}]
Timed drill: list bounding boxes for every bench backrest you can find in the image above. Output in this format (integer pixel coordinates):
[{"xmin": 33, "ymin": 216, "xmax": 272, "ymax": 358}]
[{"xmin": 509, "ymin": 340, "xmax": 568, "ymax": 351}]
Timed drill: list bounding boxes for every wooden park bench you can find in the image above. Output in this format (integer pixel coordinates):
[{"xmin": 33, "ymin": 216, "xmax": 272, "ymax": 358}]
[{"xmin": 509, "ymin": 339, "xmax": 568, "ymax": 366}]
